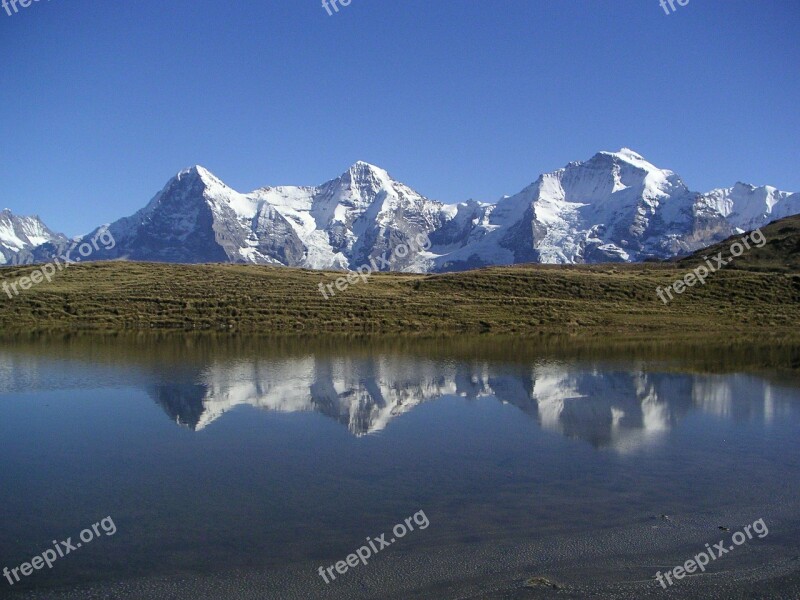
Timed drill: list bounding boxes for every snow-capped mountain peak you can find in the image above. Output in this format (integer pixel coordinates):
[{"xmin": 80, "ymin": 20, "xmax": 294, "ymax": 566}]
[
  {"xmin": 614, "ymin": 147, "xmax": 645, "ymax": 160},
  {"xmin": 600, "ymin": 147, "xmax": 658, "ymax": 168},
  {"xmin": 0, "ymin": 209, "xmax": 67, "ymax": 265},
  {"xmin": 348, "ymin": 160, "xmax": 390, "ymax": 177},
  {"xmin": 326, "ymin": 160, "xmax": 396, "ymax": 206},
  {"xmin": 696, "ymin": 181, "xmax": 800, "ymax": 231}
]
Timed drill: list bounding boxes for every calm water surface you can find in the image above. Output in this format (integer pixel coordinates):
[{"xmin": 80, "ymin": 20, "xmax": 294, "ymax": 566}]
[{"xmin": 1, "ymin": 336, "xmax": 799, "ymax": 599}]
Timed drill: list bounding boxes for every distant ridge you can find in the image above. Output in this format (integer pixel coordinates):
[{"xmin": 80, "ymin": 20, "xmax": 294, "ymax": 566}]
[{"xmin": 677, "ymin": 213, "xmax": 800, "ymax": 272}]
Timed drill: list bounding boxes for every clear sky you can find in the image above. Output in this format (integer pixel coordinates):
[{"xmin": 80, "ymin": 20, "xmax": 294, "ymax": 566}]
[{"xmin": 1, "ymin": 0, "xmax": 798, "ymax": 236}]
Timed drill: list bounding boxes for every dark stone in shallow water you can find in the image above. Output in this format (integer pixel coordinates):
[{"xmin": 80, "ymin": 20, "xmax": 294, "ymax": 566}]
[{"xmin": 523, "ymin": 576, "xmax": 561, "ymax": 590}]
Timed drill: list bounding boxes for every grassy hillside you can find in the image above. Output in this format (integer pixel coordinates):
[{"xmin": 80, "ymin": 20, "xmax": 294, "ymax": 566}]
[
  {"xmin": 677, "ymin": 213, "xmax": 800, "ymax": 271},
  {"xmin": 1, "ymin": 258, "xmax": 798, "ymax": 335}
]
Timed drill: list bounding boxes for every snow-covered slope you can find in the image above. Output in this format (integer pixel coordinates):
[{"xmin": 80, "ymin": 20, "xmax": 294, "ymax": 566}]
[
  {"xmin": 251, "ymin": 161, "xmax": 446, "ymax": 270},
  {"xmin": 0, "ymin": 209, "xmax": 67, "ymax": 265},
  {"xmin": 10, "ymin": 150, "xmax": 799, "ymax": 271},
  {"xmin": 433, "ymin": 149, "xmax": 752, "ymax": 269},
  {"xmin": 61, "ymin": 162, "xmax": 445, "ymax": 270},
  {"xmin": 696, "ymin": 183, "xmax": 800, "ymax": 232}
]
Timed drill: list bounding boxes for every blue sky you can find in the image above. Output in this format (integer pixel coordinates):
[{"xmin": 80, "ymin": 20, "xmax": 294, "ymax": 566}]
[{"xmin": 1, "ymin": 0, "xmax": 798, "ymax": 235}]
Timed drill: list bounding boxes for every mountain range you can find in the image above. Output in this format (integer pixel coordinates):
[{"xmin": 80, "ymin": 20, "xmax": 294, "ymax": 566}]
[{"xmin": 3, "ymin": 149, "xmax": 799, "ymax": 271}]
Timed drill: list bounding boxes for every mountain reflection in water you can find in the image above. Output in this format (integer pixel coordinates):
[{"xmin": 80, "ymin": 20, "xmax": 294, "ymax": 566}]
[{"xmin": 145, "ymin": 356, "xmax": 796, "ymax": 453}]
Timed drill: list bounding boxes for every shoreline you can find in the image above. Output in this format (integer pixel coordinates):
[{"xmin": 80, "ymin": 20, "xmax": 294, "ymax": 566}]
[{"xmin": 11, "ymin": 502, "xmax": 800, "ymax": 599}]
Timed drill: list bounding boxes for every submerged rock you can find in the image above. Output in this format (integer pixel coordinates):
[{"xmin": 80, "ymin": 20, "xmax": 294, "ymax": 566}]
[{"xmin": 524, "ymin": 576, "xmax": 561, "ymax": 590}]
